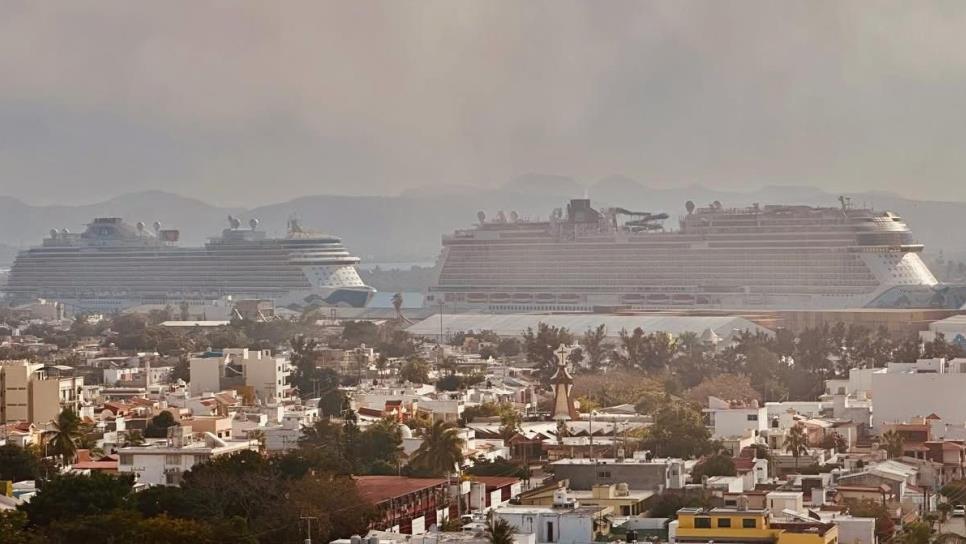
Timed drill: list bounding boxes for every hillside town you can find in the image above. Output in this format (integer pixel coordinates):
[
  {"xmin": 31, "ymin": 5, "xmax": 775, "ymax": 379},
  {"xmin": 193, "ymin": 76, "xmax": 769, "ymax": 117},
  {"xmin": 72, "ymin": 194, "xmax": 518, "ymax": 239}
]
[{"xmin": 4, "ymin": 300, "xmax": 966, "ymax": 544}]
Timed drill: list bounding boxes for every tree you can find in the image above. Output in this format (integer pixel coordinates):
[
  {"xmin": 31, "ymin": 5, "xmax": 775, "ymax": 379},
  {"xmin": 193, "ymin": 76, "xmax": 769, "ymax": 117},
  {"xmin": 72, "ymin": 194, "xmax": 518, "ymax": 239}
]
[
  {"xmin": 289, "ymin": 335, "xmax": 321, "ymax": 398},
  {"xmin": 821, "ymin": 432, "xmax": 848, "ymax": 454},
  {"xmin": 0, "ymin": 511, "xmax": 43, "ymax": 544},
  {"xmin": 319, "ymin": 388, "xmax": 350, "ymax": 418},
  {"xmin": 644, "ymin": 403, "xmax": 713, "ymax": 459},
  {"xmin": 355, "ymin": 419, "xmax": 404, "ymax": 474},
  {"xmin": 400, "ymin": 358, "xmax": 430, "ymax": 384},
  {"xmin": 144, "ymin": 411, "xmax": 180, "ymax": 438},
  {"xmin": 486, "ymin": 517, "xmax": 515, "ymax": 544},
  {"xmin": 691, "ymin": 452, "xmax": 737, "ymax": 480},
  {"xmin": 846, "ymin": 499, "xmax": 895, "ymax": 542},
  {"xmin": 895, "ymin": 520, "xmax": 931, "ymax": 544},
  {"xmin": 879, "ymin": 429, "xmax": 904, "ymax": 459},
  {"xmin": 785, "ymin": 423, "xmax": 809, "ymax": 470},
  {"xmin": 410, "ymin": 421, "xmax": 465, "ymax": 476},
  {"xmin": 522, "ymin": 323, "xmax": 573, "ymax": 380},
  {"xmin": 497, "ymin": 338, "xmax": 522, "ymax": 357},
  {"xmin": 0, "ymin": 444, "xmax": 40, "ymax": 482},
  {"xmin": 48, "ymin": 408, "xmax": 82, "ymax": 464},
  {"xmin": 21, "ymin": 472, "xmax": 134, "ymax": 527},
  {"xmin": 580, "ymin": 325, "xmax": 609, "ymax": 371}
]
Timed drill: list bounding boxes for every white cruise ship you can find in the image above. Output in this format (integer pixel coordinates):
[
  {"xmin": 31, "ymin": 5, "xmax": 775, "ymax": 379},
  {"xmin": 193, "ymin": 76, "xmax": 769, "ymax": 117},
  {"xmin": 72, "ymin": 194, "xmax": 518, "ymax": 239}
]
[
  {"xmin": 428, "ymin": 198, "xmax": 939, "ymax": 312},
  {"xmin": 3, "ymin": 216, "xmax": 374, "ymax": 312}
]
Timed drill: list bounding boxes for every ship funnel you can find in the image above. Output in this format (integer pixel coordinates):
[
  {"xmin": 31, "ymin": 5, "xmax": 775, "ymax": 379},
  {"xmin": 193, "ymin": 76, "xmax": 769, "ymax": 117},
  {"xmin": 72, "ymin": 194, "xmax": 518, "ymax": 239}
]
[
  {"xmin": 153, "ymin": 221, "xmax": 162, "ymax": 232},
  {"xmin": 249, "ymin": 218, "xmax": 259, "ymax": 230},
  {"xmin": 136, "ymin": 221, "xmax": 145, "ymax": 234}
]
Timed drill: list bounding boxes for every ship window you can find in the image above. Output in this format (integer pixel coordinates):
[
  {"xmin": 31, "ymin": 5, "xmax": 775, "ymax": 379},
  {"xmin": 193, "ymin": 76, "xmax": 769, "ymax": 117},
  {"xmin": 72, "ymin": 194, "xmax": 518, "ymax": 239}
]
[{"xmin": 717, "ymin": 518, "xmax": 731, "ymax": 528}]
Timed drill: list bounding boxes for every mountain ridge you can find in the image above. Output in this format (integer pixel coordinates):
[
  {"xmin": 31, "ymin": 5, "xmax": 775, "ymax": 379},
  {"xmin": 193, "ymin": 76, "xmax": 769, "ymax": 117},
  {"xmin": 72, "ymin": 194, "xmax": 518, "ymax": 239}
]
[{"xmin": 2, "ymin": 179, "xmax": 965, "ymax": 267}]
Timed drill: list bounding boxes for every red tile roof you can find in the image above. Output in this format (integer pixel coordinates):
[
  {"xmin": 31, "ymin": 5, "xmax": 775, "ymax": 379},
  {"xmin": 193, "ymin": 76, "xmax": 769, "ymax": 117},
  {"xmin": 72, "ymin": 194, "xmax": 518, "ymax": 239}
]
[{"xmin": 354, "ymin": 476, "xmax": 448, "ymax": 504}]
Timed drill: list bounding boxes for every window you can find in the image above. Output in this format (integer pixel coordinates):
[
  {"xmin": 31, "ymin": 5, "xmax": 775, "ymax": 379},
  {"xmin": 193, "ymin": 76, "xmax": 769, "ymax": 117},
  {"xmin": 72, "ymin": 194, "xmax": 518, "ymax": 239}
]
[
  {"xmin": 747, "ymin": 414, "xmax": 758, "ymax": 421},
  {"xmin": 597, "ymin": 470, "xmax": 611, "ymax": 478},
  {"xmin": 717, "ymin": 518, "xmax": 732, "ymax": 528},
  {"xmin": 695, "ymin": 517, "xmax": 712, "ymax": 529},
  {"xmin": 743, "ymin": 519, "xmax": 757, "ymax": 528},
  {"xmin": 546, "ymin": 521, "xmax": 555, "ymax": 542},
  {"xmin": 165, "ymin": 455, "xmax": 181, "ymax": 466},
  {"xmin": 119, "ymin": 454, "xmax": 133, "ymax": 465}
]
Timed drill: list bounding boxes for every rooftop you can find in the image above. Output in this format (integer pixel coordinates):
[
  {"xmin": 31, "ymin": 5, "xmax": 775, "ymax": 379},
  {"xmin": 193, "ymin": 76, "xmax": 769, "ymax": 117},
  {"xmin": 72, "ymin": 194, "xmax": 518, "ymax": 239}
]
[{"xmin": 354, "ymin": 476, "xmax": 449, "ymax": 504}]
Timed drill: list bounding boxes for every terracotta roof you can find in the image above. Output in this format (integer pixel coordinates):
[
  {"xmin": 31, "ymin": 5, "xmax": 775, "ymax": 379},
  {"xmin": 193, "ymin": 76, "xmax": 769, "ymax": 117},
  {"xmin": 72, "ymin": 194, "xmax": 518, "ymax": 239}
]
[
  {"xmin": 355, "ymin": 476, "xmax": 448, "ymax": 504},
  {"xmin": 72, "ymin": 460, "xmax": 118, "ymax": 471},
  {"xmin": 926, "ymin": 413, "xmax": 942, "ymax": 420},
  {"xmin": 358, "ymin": 407, "xmax": 384, "ymax": 418}
]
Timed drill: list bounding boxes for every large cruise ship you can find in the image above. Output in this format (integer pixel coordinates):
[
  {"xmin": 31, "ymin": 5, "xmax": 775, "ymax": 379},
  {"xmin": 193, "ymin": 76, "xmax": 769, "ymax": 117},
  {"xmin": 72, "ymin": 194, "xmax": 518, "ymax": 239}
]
[
  {"xmin": 428, "ymin": 198, "xmax": 939, "ymax": 311},
  {"xmin": 3, "ymin": 216, "xmax": 374, "ymax": 312}
]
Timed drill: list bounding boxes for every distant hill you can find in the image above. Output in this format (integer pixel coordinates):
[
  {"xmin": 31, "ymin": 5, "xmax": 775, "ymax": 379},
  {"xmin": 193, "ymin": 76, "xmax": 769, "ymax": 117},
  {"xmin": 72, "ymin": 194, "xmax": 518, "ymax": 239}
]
[{"xmin": 1, "ymin": 179, "xmax": 965, "ymax": 268}]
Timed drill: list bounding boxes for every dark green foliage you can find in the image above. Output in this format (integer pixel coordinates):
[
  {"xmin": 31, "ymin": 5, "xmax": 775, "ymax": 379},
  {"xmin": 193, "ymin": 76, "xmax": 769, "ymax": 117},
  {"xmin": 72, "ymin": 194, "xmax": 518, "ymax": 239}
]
[
  {"xmin": 21, "ymin": 472, "xmax": 135, "ymax": 527},
  {"xmin": 144, "ymin": 411, "xmax": 180, "ymax": 438},
  {"xmin": 647, "ymin": 490, "xmax": 713, "ymax": 518},
  {"xmin": 643, "ymin": 402, "xmax": 714, "ymax": 459},
  {"xmin": 0, "ymin": 444, "xmax": 40, "ymax": 482},
  {"xmin": 691, "ymin": 452, "xmax": 737, "ymax": 480}
]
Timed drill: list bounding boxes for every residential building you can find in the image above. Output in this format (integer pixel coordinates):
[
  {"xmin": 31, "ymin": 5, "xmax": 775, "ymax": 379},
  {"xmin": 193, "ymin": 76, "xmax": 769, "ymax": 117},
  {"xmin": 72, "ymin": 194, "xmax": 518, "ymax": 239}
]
[
  {"xmin": 494, "ymin": 490, "xmax": 605, "ymax": 544},
  {"xmin": 519, "ymin": 481, "xmax": 653, "ymax": 517},
  {"xmin": 550, "ymin": 457, "xmax": 683, "ymax": 492},
  {"xmin": 355, "ymin": 476, "xmax": 451, "ymax": 535},
  {"xmin": 189, "ymin": 348, "xmax": 291, "ymax": 403},
  {"xmin": 117, "ymin": 426, "xmax": 256, "ymax": 486},
  {"xmin": 673, "ymin": 507, "xmax": 838, "ymax": 544},
  {"xmin": 704, "ymin": 397, "xmax": 767, "ymax": 441},
  {"xmin": 0, "ymin": 360, "xmax": 85, "ymax": 424}
]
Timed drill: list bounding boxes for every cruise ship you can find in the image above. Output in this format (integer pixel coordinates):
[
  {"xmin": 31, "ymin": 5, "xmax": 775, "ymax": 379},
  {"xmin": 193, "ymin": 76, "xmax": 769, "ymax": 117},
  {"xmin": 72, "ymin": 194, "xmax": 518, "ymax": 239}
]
[
  {"xmin": 428, "ymin": 198, "xmax": 939, "ymax": 311},
  {"xmin": 3, "ymin": 216, "xmax": 374, "ymax": 312}
]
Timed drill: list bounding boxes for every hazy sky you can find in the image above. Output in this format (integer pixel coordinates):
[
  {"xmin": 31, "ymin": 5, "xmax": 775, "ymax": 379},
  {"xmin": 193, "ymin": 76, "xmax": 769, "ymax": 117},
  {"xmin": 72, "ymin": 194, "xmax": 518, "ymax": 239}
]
[{"xmin": 2, "ymin": 0, "xmax": 966, "ymax": 206}]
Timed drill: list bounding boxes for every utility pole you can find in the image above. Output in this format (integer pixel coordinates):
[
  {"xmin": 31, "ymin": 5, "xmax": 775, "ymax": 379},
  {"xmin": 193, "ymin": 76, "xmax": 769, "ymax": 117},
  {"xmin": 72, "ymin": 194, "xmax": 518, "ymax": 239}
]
[{"xmin": 300, "ymin": 515, "xmax": 318, "ymax": 544}]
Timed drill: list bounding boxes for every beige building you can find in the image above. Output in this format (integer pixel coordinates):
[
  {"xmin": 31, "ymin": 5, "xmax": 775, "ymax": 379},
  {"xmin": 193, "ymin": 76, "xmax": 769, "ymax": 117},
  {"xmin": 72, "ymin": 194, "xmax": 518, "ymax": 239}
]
[
  {"xmin": 0, "ymin": 360, "xmax": 84, "ymax": 424},
  {"xmin": 189, "ymin": 348, "xmax": 291, "ymax": 403}
]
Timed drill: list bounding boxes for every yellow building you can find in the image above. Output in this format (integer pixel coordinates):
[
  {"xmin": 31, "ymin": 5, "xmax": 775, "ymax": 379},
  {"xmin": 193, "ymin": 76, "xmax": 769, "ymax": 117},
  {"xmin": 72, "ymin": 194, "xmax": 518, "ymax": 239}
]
[{"xmin": 676, "ymin": 507, "xmax": 838, "ymax": 544}]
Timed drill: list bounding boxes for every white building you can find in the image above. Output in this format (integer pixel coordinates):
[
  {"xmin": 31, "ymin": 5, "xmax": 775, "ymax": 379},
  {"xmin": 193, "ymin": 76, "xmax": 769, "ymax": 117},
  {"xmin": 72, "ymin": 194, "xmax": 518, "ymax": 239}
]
[
  {"xmin": 189, "ymin": 348, "xmax": 291, "ymax": 403},
  {"xmin": 117, "ymin": 426, "xmax": 257, "ymax": 486},
  {"xmin": 704, "ymin": 397, "xmax": 767, "ymax": 441},
  {"xmin": 871, "ymin": 358, "xmax": 966, "ymax": 428},
  {"xmin": 494, "ymin": 490, "xmax": 604, "ymax": 544}
]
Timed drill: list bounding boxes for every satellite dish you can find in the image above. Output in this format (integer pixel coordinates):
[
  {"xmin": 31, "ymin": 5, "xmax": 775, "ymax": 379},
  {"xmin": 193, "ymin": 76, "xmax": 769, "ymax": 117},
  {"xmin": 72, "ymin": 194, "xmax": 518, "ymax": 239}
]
[
  {"xmin": 249, "ymin": 218, "xmax": 259, "ymax": 230},
  {"xmin": 477, "ymin": 211, "xmax": 486, "ymax": 224},
  {"xmin": 685, "ymin": 200, "xmax": 695, "ymax": 215},
  {"xmin": 49, "ymin": 229, "xmax": 58, "ymax": 239},
  {"xmin": 136, "ymin": 221, "xmax": 145, "ymax": 233},
  {"xmin": 61, "ymin": 228, "xmax": 70, "ymax": 235},
  {"xmin": 510, "ymin": 211, "xmax": 519, "ymax": 222},
  {"xmin": 153, "ymin": 221, "xmax": 162, "ymax": 232},
  {"xmin": 228, "ymin": 215, "xmax": 241, "ymax": 229}
]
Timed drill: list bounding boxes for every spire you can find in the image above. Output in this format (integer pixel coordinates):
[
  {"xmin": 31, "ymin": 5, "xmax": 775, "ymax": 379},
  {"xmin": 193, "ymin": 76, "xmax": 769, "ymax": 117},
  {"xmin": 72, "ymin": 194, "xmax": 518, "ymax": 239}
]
[{"xmin": 550, "ymin": 344, "xmax": 579, "ymax": 421}]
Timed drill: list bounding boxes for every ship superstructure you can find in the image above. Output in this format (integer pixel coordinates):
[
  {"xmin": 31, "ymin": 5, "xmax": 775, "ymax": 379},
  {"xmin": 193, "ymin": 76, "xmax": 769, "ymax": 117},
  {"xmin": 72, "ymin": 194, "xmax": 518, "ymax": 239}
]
[
  {"xmin": 428, "ymin": 198, "xmax": 937, "ymax": 311},
  {"xmin": 3, "ymin": 216, "xmax": 373, "ymax": 312}
]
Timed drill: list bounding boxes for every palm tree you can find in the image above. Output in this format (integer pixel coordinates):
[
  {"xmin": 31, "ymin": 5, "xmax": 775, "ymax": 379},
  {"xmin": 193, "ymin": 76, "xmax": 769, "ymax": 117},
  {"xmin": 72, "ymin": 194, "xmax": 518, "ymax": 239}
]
[
  {"xmin": 879, "ymin": 429, "xmax": 905, "ymax": 459},
  {"xmin": 784, "ymin": 423, "xmax": 808, "ymax": 470},
  {"xmin": 48, "ymin": 408, "xmax": 82, "ymax": 465},
  {"xmin": 411, "ymin": 421, "xmax": 465, "ymax": 476},
  {"xmin": 486, "ymin": 517, "xmax": 515, "ymax": 544},
  {"xmin": 392, "ymin": 292, "xmax": 412, "ymax": 325},
  {"xmin": 124, "ymin": 430, "xmax": 145, "ymax": 447}
]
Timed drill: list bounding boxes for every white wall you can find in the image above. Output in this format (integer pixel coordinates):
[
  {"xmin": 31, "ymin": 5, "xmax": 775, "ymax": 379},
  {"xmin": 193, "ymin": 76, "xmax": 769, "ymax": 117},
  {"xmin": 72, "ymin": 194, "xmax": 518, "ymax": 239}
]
[{"xmin": 872, "ymin": 373, "xmax": 966, "ymax": 428}]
